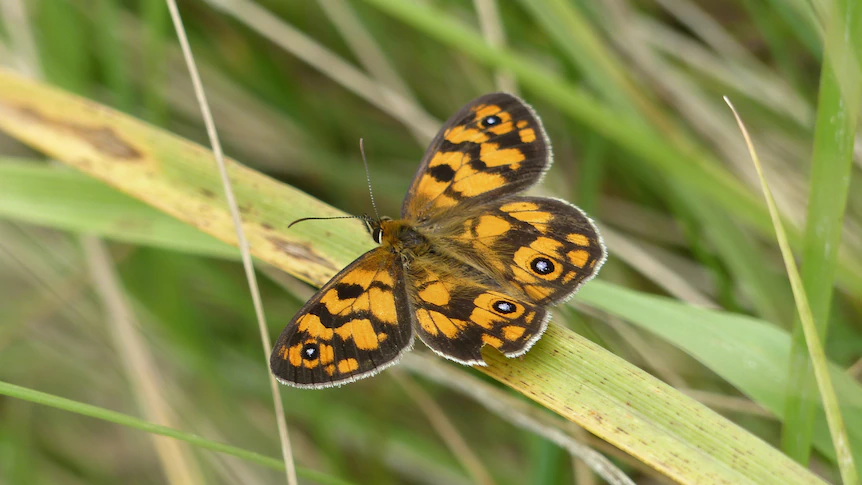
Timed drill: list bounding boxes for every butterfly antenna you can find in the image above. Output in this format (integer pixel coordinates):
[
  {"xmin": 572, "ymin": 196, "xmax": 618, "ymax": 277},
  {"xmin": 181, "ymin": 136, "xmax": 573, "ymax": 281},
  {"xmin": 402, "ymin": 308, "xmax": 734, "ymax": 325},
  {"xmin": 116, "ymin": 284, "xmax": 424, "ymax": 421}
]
[
  {"xmin": 287, "ymin": 215, "xmax": 362, "ymax": 229},
  {"xmin": 359, "ymin": 138, "xmax": 380, "ymax": 220}
]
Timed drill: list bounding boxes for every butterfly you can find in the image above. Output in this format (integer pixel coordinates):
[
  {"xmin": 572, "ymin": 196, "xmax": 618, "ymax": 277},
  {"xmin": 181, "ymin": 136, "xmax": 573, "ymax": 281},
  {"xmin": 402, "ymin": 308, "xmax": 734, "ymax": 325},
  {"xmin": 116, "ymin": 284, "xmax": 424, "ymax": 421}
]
[{"xmin": 271, "ymin": 93, "xmax": 606, "ymax": 388}]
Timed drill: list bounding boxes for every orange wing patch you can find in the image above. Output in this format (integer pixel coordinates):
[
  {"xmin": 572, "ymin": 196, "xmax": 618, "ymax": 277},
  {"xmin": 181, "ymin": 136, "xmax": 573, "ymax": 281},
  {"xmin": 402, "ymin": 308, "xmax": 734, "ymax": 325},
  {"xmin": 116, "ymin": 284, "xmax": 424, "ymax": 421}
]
[
  {"xmin": 413, "ymin": 268, "xmax": 467, "ymax": 338},
  {"xmin": 479, "ymin": 142, "xmax": 525, "ymax": 168},
  {"xmin": 418, "ymin": 281, "xmax": 451, "ymax": 306},
  {"xmin": 444, "ymin": 125, "xmax": 490, "ymax": 144},
  {"xmin": 501, "ymin": 201, "xmax": 552, "ymax": 231},
  {"xmin": 416, "ymin": 310, "xmax": 467, "ymax": 338}
]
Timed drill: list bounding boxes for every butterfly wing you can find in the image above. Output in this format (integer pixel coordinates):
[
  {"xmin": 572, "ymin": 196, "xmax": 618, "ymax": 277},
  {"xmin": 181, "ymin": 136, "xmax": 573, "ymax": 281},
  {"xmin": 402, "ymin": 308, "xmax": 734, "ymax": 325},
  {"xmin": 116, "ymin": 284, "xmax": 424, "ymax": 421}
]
[
  {"xmin": 404, "ymin": 257, "xmax": 550, "ymax": 365},
  {"xmin": 270, "ymin": 248, "xmax": 413, "ymax": 388},
  {"xmin": 431, "ymin": 196, "xmax": 606, "ymax": 306},
  {"xmin": 400, "ymin": 93, "xmax": 603, "ymax": 363},
  {"xmin": 402, "ymin": 93, "xmax": 550, "ymax": 222}
]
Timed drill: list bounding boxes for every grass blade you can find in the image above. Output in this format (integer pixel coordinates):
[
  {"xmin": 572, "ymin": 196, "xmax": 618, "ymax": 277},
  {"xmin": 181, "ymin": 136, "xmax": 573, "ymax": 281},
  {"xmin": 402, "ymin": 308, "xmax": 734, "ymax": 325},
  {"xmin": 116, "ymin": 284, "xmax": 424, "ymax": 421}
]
[
  {"xmin": 84, "ymin": 236, "xmax": 206, "ymax": 484},
  {"xmin": 577, "ymin": 280, "xmax": 862, "ymax": 468},
  {"xmin": 0, "ymin": 160, "xmax": 238, "ymax": 258},
  {"xmin": 783, "ymin": 0, "xmax": 862, "ymax": 464},
  {"xmin": 0, "ymin": 380, "xmax": 358, "ymax": 485},
  {"xmin": 726, "ymin": 96, "xmax": 859, "ymax": 484},
  {"xmin": 163, "ymin": 2, "xmax": 298, "ymax": 482},
  {"xmin": 95, "ymin": 0, "xmax": 134, "ymax": 112}
]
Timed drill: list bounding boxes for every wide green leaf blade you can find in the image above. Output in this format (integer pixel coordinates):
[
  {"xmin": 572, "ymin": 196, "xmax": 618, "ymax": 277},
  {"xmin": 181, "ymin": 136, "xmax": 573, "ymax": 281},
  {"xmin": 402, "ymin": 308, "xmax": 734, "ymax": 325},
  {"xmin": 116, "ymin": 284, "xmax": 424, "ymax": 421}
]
[
  {"xmin": 579, "ymin": 281, "xmax": 862, "ymax": 468},
  {"xmin": 0, "ymin": 159, "xmax": 237, "ymax": 259}
]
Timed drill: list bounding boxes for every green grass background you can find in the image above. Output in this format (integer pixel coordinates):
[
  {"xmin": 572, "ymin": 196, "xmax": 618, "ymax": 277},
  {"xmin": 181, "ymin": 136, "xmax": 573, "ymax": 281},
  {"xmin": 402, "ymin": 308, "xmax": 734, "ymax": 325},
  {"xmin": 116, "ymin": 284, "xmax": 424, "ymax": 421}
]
[{"xmin": 0, "ymin": 0, "xmax": 860, "ymax": 484}]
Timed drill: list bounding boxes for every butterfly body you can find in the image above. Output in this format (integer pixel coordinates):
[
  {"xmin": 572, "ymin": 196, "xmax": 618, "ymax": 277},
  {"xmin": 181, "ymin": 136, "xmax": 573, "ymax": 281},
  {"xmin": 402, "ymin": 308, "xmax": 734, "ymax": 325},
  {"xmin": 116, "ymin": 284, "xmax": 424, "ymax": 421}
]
[
  {"xmin": 373, "ymin": 218, "xmax": 432, "ymax": 262},
  {"xmin": 272, "ymin": 93, "xmax": 606, "ymax": 388}
]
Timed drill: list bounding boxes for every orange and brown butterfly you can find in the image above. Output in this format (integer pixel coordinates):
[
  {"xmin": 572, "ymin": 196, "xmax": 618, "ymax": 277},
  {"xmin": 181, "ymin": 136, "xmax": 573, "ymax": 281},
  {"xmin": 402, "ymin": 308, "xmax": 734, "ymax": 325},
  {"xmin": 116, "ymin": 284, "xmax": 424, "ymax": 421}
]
[{"xmin": 270, "ymin": 93, "xmax": 606, "ymax": 388}]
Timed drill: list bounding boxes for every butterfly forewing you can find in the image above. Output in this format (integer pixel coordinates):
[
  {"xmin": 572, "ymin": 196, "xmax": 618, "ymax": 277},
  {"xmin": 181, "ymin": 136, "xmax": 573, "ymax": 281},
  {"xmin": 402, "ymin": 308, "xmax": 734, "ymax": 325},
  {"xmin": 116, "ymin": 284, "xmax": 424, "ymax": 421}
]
[
  {"xmin": 402, "ymin": 93, "xmax": 550, "ymax": 222},
  {"xmin": 270, "ymin": 248, "xmax": 413, "ymax": 389}
]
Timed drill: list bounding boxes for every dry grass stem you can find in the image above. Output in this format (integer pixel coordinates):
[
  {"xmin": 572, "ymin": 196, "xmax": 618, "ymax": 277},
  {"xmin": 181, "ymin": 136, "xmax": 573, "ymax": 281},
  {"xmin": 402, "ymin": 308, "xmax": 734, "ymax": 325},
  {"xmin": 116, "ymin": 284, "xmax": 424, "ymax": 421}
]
[
  {"xmin": 401, "ymin": 354, "xmax": 636, "ymax": 485},
  {"xmin": 317, "ymin": 0, "xmax": 429, "ymax": 144},
  {"xmin": 204, "ymin": 0, "xmax": 440, "ymax": 141},
  {"xmin": 83, "ymin": 237, "xmax": 205, "ymax": 484},
  {"xmin": 473, "ymin": 0, "xmax": 516, "ymax": 93},
  {"xmin": 164, "ymin": 1, "xmax": 298, "ymax": 483},
  {"xmin": 392, "ymin": 370, "xmax": 498, "ymax": 485},
  {"xmin": 599, "ymin": 225, "xmax": 716, "ymax": 307}
]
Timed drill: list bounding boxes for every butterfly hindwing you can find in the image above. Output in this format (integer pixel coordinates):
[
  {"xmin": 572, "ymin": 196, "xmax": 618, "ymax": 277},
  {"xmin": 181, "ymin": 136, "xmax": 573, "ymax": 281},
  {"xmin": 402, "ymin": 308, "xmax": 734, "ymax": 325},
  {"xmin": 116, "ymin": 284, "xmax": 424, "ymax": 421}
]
[
  {"xmin": 270, "ymin": 248, "xmax": 413, "ymax": 388},
  {"xmin": 405, "ymin": 258, "xmax": 550, "ymax": 365},
  {"xmin": 402, "ymin": 93, "xmax": 550, "ymax": 222},
  {"xmin": 431, "ymin": 196, "xmax": 606, "ymax": 306}
]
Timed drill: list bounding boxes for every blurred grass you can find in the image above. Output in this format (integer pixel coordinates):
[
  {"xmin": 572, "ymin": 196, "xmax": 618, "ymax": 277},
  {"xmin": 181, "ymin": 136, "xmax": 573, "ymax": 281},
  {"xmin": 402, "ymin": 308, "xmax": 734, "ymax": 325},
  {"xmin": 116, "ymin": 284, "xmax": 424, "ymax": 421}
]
[
  {"xmin": 0, "ymin": 71, "xmax": 830, "ymax": 484},
  {"xmin": 783, "ymin": 0, "xmax": 862, "ymax": 466},
  {"xmin": 726, "ymin": 94, "xmax": 858, "ymax": 483},
  {"xmin": 0, "ymin": 0, "xmax": 860, "ymax": 484}
]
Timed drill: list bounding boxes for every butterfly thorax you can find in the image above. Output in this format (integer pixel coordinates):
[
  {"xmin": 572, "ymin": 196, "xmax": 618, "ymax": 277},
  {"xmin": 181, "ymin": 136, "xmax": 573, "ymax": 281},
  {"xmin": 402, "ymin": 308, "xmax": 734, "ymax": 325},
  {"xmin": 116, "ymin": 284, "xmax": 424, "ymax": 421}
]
[{"xmin": 375, "ymin": 218, "xmax": 432, "ymax": 261}]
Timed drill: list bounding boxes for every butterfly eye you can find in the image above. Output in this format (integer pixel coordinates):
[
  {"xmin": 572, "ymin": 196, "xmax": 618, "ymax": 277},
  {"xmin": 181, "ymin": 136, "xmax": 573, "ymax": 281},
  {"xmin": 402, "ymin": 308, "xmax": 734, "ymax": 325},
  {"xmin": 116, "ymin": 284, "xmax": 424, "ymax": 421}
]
[
  {"xmin": 492, "ymin": 300, "xmax": 517, "ymax": 314},
  {"xmin": 301, "ymin": 342, "xmax": 319, "ymax": 360},
  {"xmin": 372, "ymin": 228, "xmax": 383, "ymax": 244},
  {"xmin": 530, "ymin": 257, "xmax": 555, "ymax": 275},
  {"xmin": 481, "ymin": 115, "xmax": 502, "ymax": 127}
]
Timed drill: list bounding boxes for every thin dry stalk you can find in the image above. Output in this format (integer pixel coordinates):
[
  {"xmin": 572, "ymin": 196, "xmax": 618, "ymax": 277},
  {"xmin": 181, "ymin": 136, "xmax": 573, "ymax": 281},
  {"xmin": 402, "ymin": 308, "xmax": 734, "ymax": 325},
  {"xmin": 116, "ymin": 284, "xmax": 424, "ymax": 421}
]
[
  {"xmin": 473, "ymin": 0, "xmax": 516, "ymax": 93},
  {"xmin": 392, "ymin": 371, "xmax": 498, "ymax": 485},
  {"xmin": 571, "ymin": 426, "xmax": 598, "ymax": 485},
  {"xmin": 599, "ymin": 225, "xmax": 717, "ymax": 308},
  {"xmin": 317, "ymin": 0, "xmax": 429, "ymax": 144},
  {"xmin": 849, "ymin": 358, "xmax": 862, "ymax": 380},
  {"xmin": 401, "ymin": 354, "xmax": 636, "ymax": 485},
  {"xmin": 83, "ymin": 237, "xmax": 205, "ymax": 485},
  {"xmin": 204, "ymin": 0, "xmax": 439, "ymax": 141},
  {"xmin": 164, "ymin": 1, "xmax": 297, "ymax": 483},
  {"xmin": 0, "ymin": 0, "xmax": 41, "ymax": 78}
]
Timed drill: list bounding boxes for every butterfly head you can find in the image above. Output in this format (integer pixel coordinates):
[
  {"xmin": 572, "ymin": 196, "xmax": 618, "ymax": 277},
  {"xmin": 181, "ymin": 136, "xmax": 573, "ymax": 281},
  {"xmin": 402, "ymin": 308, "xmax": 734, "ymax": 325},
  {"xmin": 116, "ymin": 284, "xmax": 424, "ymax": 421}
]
[{"xmin": 361, "ymin": 215, "xmax": 393, "ymax": 245}]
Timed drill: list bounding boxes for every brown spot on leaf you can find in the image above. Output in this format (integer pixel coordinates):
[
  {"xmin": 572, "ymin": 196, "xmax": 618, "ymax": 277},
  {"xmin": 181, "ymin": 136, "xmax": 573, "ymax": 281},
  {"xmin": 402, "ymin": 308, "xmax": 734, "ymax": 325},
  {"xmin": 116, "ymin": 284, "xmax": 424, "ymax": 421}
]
[
  {"xmin": 267, "ymin": 237, "xmax": 337, "ymax": 272},
  {"xmin": 291, "ymin": 268, "xmax": 318, "ymax": 284},
  {"xmin": 72, "ymin": 126, "xmax": 141, "ymax": 159},
  {"xmin": 262, "ymin": 223, "xmax": 274, "ymax": 230},
  {"xmin": 10, "ymin": 105, "xmax": 142, "ymax": 160},
  {"xmin": 200, "ymin": 189, "xmax": 216, "ymax": 199}
]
